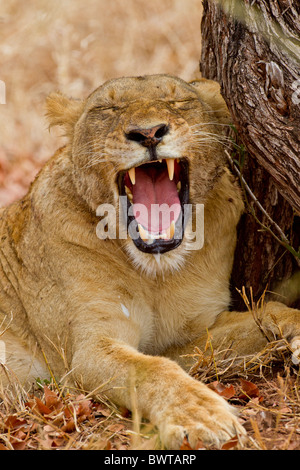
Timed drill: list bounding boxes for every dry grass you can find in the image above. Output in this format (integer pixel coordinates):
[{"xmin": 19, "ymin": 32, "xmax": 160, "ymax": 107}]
[{"xmin": 0, "ymin": 0, "xmax": 299, "ymax": 451}]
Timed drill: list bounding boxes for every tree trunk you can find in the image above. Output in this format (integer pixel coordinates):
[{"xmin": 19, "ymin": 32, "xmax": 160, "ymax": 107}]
[{"xmin": 200, "ymin": 0, "xmax": 300, "ymax": 310}]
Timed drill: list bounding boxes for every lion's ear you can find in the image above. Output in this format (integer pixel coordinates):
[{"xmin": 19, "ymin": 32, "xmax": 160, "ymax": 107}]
[
  {"xmin": 45, "ymin": 92, "xmax": 84, "ymax": 136},
  {"xmin": 190, "ymin": 78, "xmax": 230, "ymax": 125}
]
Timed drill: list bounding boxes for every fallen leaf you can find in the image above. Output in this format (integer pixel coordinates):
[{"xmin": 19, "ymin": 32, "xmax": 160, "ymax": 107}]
[
  {"xmin": 50, "ymin": 437, "xmax": 66, "ymax": 448},
  {"xmin": 221, "ymin": 436, "xmax": 239, "ymax": 450},
  {"xmin": 43, "ymin": 424, "xmax": 58, "ymax": 434},
  {"xmin": 256, "ymin": 410, "xmax": 274, "ymax": 429},
  {"xmin": 44, "ymin": 386, "xmax": 63, "ymax": 411},
  {"xmin": 180, "ymin": 436, "xmax": 205, "ymax": 450},
  {"xmin": 11, "ymin": 441, "xmax": 26, "ymax": 450},
  {"xmin": 34, "ymin": 397, "xmax": 52, "ymax": 415},
  {"xmin": 107, "ymin": 423, "xmax": 125, "ymax": 433},
  {"xmin": 63, "ymin": 406, "xmax": 73, "ymax": 419},
  {"xmin": 61, "ymin": 418, "xmax": 76, "ymax": 433},
  {"xmin": 209, "ymin": 381, "xmax": 236, "ymax": 399},
  {"xmin": 241, "ymin": 407, "xmax": 258, "ymax": 417},
  {"xmin": 105, "ymin": 440, "xmax": 112, "ymax": 450},
  {"xmin": 120, "ymin": 407, "xmax": 131, "ymax": 418},
  {"xmin": 180, "ymin": 436, "xmax": 193, "ymax": 450},
  {"xmin": 238, "ymin": 379, "xmax": 260, "ymax": 401},
  {"xmin": 76, "ymin": 399, "xmax": 92, "ymax": 418},
  {"xmin": 194, "ymin": 439, "xmax": 206, "ymax": 450},
  {"xmin": 278, "ymin": 406, "xmax": 292, "ymax": 414},
  {"xmin": 4, "ymin": 416, "xmax": 27, "ymax": 431},
  {"xmin": 93, "ymin": 404, "xmax": 112, "ymax": 417},
  {"xmin": 13, "ymin": 430, "xmax": 27, "ymax": 441}
]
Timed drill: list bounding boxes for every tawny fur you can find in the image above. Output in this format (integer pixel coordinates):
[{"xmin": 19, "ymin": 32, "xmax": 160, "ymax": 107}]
[{"xmin": 0, "ymin": 75, "xmax": 299, "ymax": 449}]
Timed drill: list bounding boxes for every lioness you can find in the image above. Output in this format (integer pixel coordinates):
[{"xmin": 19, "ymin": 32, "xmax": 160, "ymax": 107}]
[{"xmin": 0, "ymin": 75, "xmax": 299, "ymax": 449}]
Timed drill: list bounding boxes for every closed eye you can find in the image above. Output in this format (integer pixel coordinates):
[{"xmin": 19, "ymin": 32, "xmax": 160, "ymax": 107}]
[
  {"xmin": 168, "ymin": 98, "xmax": 198, "ymax": 110},
  {"xmin": 89, "ymin": 105, "xmax": 120, "ymax": 112}
]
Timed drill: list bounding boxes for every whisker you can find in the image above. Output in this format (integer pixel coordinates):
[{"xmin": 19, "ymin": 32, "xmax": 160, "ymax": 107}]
[
  {"xmin": 190, "ymin": 122, "xmax": 230, "ymax": 128},
  {"xmin": 201, "ymin": 108, "xmax": 230, "ymax": 114},
  {"xmin": 191, "ymin": 131, "xmax": 232, "ymax": 143},
  {"xmin": 74, "ymin": 140, "xmax": 106, "ymax": 153},
  {"xmin": 191, "ymin": 130, "xmax": 230, "ymax": 137},
  {"xmin": 80, "ymin": 156, "xmax": 108, "ymax": 169}
]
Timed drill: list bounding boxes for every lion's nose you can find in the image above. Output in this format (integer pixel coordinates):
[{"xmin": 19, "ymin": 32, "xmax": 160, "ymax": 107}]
[{"xmin": 125, "ymin": 124, "xmax": 169, "ymax": 148}]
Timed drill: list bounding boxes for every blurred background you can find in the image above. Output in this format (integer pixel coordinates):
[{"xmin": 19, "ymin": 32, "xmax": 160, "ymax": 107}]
[{"xmin": 0, "ymin": 0, "xmax": 203, "ymax": 206}]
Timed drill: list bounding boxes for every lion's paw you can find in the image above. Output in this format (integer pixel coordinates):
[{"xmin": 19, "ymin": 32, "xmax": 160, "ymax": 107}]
[
  {"xmin": 156, "ymin": 382, "xmax": 246, "ymax": 449},
  {"xmin": 263, "ymin": 303, "xmax": 300, "ymax": 365}
]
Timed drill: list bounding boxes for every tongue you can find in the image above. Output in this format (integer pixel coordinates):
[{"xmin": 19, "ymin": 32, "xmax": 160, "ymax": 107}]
[{"xmin": 132, "ymin": 166, "xmax": 181, "ymax": 234}]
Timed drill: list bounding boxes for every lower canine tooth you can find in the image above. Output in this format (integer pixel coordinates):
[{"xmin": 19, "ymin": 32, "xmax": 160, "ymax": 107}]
[
  {"xmin": 125, "ymin": 185, "xmax": 133, "ymax": 202},
  {"xmin": 138, "ymin": 224, "xmax": 155, "ymax": 244},
  {"xmin": 166, "ymin": 220, "xmax": 175, "ymax": 239},
  {"xmin": 138, "ymin": 224, "xmax": 148, "ymax": 242}
]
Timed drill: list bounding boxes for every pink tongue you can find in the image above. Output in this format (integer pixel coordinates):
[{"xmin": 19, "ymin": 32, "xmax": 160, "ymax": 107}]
[{"xmin": 132, "ymin": 167, "xmax": 181, "ymax": 234}]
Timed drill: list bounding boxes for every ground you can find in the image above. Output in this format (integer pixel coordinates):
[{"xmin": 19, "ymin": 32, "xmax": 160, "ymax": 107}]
[
  {"xmin": 0, "ymin": 0, "xmax": 299, "ymax": 451},
  {"xmin": 0, "ymin": 347, "xmax": 299, "ymax": 450}
]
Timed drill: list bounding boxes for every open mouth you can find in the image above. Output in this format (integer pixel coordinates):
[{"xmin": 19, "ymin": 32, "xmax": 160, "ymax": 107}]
[{"xmin": 118, "ymin": 158, "xmax": 189, "ymax": 254}]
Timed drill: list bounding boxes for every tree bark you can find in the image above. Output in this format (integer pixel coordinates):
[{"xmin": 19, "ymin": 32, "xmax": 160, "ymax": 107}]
[{"xmin": 200, "ymin": 0, "xmax": 300, "ymax": 310}]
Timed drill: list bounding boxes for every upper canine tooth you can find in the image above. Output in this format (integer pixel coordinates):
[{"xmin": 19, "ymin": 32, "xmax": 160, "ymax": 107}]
[
  {"xmin": 166, "ymin": 159, "xmax": 175, "ymax": 181},
  {"xmin": 128, "ymin": 167, "xmax": 135, "ymax": 185}
]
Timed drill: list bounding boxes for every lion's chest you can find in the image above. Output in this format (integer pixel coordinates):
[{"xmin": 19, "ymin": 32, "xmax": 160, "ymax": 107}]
[{"xmin": 126, "ymin": 280, "xmax": 229, "ymax": 355}]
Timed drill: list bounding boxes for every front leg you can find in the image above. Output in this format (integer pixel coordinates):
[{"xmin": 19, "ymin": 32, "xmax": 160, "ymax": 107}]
[
  {"xmin": 164, "ymin": 302, "xmax": 300, "ymax": 371},
  {"xmin": 209, "ymin": 301, "xmax": 300, "ymax": 358},
  {"xmin": 69, "ymin": 311, "xmax": 246, "ymax": 449}
]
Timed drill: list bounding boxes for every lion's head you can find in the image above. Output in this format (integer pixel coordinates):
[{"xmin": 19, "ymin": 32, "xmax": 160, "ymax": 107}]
[{"xmin": 46, "ymin": 74, "xmax": 230, "ymax": 276}]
